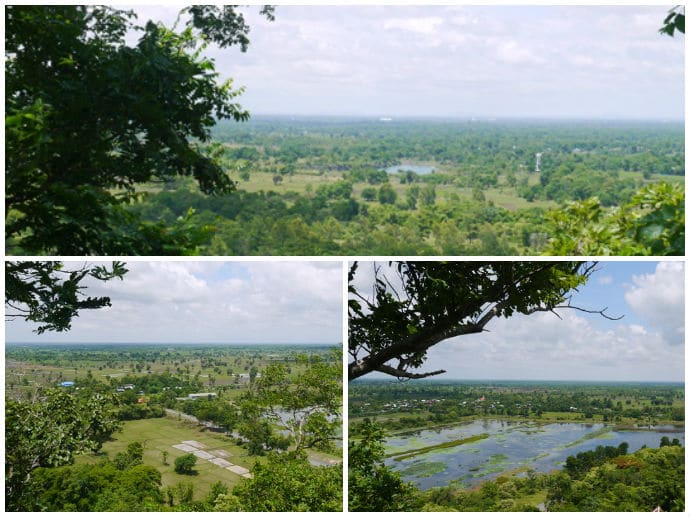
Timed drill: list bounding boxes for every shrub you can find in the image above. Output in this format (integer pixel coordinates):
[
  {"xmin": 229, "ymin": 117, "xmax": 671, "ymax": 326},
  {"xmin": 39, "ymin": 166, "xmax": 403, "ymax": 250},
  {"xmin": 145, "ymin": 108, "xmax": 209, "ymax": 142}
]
[{"xmin": 174, "ymin": 453, "xmax": 197, "ymax": 475}]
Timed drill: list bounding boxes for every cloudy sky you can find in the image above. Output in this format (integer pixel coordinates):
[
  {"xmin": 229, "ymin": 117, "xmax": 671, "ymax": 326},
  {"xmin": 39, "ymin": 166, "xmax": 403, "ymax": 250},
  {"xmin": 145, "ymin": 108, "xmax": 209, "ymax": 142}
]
[
  {"xmin": 6, "ymin": 261, "xmax": 343, "ymax": 345},
  {"xmin": 352, "ymin": 261, "xmax": 684, "ymax": 382},
  {"xmin": 127, "ymin": 3, "xmax": 684, "ymax": 119}
]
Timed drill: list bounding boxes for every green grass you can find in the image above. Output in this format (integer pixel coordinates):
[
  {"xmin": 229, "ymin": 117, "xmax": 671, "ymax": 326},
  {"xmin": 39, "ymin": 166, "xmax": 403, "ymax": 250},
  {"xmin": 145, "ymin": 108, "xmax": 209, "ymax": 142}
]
[
  {"xmin": 399, "ymin": 461, "xmax": 447, "ymax": 478},
  {"xmin": 558, "ymin": 426, "xmax": 613, "ymax": 450},
  {"xmin": 513, "ymin": 489, "xmax": 548, "ymax": 509},
  {"xmin": 388, "ymin": 433, "xmax": 490, "ymax": 461},
  {"xmin": 81, "ymin": 417, "xmax": 257, "ymax": 499}
]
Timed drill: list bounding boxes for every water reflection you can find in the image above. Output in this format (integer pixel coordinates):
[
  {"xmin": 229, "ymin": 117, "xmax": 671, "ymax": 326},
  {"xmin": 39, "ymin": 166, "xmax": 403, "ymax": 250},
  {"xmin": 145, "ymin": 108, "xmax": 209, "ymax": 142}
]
[{"xmin": 385, "ymin": 419, "xmax": 684, "ymax": 490}]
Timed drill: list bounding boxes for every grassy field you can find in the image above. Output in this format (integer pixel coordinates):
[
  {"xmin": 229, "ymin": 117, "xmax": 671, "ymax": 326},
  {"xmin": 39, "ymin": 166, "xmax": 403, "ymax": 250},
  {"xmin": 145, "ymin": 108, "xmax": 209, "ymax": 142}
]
[
  {"xmin": 81, "ymin": 416, "xmax": 257, "ymax": 499},
  {"xmin": 5, "ymin": 344, "xmax": 331, "ymax": 398}
]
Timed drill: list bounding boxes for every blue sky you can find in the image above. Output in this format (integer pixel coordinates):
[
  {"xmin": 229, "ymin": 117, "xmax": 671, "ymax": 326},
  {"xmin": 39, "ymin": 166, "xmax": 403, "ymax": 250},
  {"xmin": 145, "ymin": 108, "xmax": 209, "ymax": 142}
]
[
  {"xmin": 128, "ymin": 3, "xmax": 684, "ymax": 119},
  {"xmin": 352, "ymin": 261, "xmax": 685, "ymax": 382},
  {"xmin": 5, "ymin": 261, "xmax": 343, "ymax": 345}
]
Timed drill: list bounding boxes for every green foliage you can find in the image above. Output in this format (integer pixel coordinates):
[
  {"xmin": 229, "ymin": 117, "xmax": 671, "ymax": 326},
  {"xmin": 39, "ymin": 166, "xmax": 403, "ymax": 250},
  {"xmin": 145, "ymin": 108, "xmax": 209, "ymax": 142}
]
[
  {"xmin": 377, "ymin": 183, "xmax": 398, "ymax": 205},
  {"xmin": 545, "ymin": 182, "xmax": 684, "ymax": 255},
  {"xmin": 361, "ymin": 186, "xmax": 377, "ymax": 201},
  {"xmin": 113, "ymin": 441, "xmax": 144, "ymax": 471},
  {"xmin": 113, "ymin": 117, "xmax": 683, "ymax": 256},
  {"xmin": 237, "ymin": 414, "xmax": 290, "ymax": 456},
  {"xmin": 563, "ymin": 443, "xmax": 628, "ymax": 479},
  {"xmin": 227, "ymin": 452, "xmax": 342, "ymax": 511},
  {"xmin": 547, "ymin": 445, "xmax": 685, "ymax": 512},
  {"xmin": 351, "ymin": 380, "xmax": 683, "ymax": 430},
  {"xmin": 174, "ymin": 453, "xmax": 198, "ymax": 475},
  {"xmin": 349, "ymin": 261, "xmax": 593, "ymax": 379},
  {"xmin": 5, "ymin": 389, "xmax": 122, "ymax": 510},
  {"xmin": 31, "ymin": 461, "xmax": 164, "ymax": 511},
  {"xmin": 349, "ymin": 420, "xmax": 420, "ymax": 511},
  {"xmin": 5, "ymin": 261, "xmax": 127, "ymax": 334},
  {"xmin": 5, "ymin": 5, "xmax": 271, "ymax": 254},
  {"xmin": 660, "ymin": 6, "xmax": 685, "ymax": 36},
  {"xmin": 248, "ymin": 352, "xmax": 342, "ymax": 452}
]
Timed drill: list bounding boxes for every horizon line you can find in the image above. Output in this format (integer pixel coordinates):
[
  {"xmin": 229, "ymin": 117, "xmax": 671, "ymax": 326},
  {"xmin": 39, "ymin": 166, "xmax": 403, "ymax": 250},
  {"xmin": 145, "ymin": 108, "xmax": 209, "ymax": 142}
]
[
  {"xmin": 242, "ymin": 113, "xmax": 685, "ymax": 123},
  {"xmin": 6, "ymin": 341, "xmax": 340, "ymax": 346},
  {"xmin": 356, "ymin": 377, "xmax": 684, "ymax": 384}
]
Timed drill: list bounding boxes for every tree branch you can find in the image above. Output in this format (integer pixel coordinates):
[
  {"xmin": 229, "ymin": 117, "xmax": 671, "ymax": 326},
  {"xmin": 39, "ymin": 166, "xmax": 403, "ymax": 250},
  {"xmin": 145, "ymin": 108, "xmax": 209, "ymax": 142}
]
[{"xmin": 374, "ymin": 363, "xmax": 447, "ymax": 380}]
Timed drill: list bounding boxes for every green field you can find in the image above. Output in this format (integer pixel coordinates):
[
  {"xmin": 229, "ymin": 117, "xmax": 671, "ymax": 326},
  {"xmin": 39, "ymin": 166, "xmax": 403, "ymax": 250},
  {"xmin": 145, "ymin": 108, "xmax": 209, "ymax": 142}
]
[{"xmin": 81, "ymin": 417, "xmax": 256, "ymax": 499}]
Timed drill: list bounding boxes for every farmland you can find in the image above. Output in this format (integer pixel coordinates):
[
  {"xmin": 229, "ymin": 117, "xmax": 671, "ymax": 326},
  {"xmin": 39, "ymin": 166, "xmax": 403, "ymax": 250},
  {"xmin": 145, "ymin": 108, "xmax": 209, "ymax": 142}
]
[{"xmin": 6, "ymin": 342, "xmax": 342, "ymax": 511}]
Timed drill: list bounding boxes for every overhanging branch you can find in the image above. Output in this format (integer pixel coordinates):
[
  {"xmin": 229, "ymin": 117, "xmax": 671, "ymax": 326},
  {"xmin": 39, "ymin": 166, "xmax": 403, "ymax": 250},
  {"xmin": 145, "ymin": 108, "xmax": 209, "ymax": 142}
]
[{"xmin": 374, "ymin": 364, "xmax": 446, "ymax": 380}]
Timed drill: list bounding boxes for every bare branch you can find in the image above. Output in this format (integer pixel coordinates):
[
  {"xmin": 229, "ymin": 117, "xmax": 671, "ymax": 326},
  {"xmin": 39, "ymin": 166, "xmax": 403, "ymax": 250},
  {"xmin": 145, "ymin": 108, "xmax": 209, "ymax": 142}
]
[{"xmin": 555, "ymin": 302, "xmax": 623, "ymax": 321}]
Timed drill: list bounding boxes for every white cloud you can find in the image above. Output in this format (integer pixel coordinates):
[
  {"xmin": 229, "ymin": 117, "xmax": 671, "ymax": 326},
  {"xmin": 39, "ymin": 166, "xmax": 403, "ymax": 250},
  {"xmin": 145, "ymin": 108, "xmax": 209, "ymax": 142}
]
[
  {"xmin": 120, "ymin": 5, "xmax": 683, "ymax": 119},
  {"xmin": 597, "ymin": 275, "xmax": 614, "ymax": 286},
  {"xmin": 624, "ymin": 262, "xmax": 684, "ymax": 345},
  {"xmin": 6, "ymin": 261, "xmax": 343, "ymax": 344},
  {"xmin": 421, "ymin": 309, "xmax": 683, "ymax": 382},
  {"xmin": 494, "ymin": 40, "xmax": 544, "ymax": 65},
  {"xmin": 383, "ymin": 16, "xmax": 444, "ymax": 36}
]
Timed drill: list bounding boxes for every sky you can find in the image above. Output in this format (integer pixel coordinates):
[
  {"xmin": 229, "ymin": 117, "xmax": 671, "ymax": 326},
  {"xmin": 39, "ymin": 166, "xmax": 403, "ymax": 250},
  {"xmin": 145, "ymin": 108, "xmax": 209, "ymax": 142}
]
[
  {"xmin": 126, "ymin": 3, "xmax": 684, "ymax": 119},
  {"xmin": 351, "ymin": 261, "xmax": 685, "ymax": 382},
  {"xmin": 6, "ymin": 261, "xmax": 343, "ymax": 345}
]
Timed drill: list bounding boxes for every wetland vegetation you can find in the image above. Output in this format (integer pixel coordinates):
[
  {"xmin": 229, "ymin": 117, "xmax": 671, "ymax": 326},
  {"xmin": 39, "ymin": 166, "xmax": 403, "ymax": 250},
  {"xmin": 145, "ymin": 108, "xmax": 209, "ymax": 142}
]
[{"xmin": 349, "ymin": 380, "xmax": 684, "ymax": 511}]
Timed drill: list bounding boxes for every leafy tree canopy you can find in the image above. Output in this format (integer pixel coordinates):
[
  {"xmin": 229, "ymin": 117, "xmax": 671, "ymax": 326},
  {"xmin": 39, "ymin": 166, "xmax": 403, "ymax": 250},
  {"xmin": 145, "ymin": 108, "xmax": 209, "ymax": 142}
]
[
  {"xmin": 5, "ymin": 261, "xmax": 127, "ymax": 333},
  {"xmin": 5, "ymin": 5, "xmax": 273, "ymax": 254},
  {"xmin": 247, "ymin": 352, "xmax": 342, "ymax": 452},
  {"xmin": 173, "ymin": 453, "xmax": 197, "ymax": 475},
  {"xmin": 545, "ymin": 182, "xmax": 684, "ymax": 256},
  {"xmin": 218, "ymin": 452, "xmax": 342, "ymax": 511},
  {"xmin": 349, "ymin": 261, "xmax": 616, "ymax": 380},
  {"xmin": 660, "ymin": 6, "xmax": 684, "ymax": 36},
  {"xmin": 348, "ymin": 419, "xmax": 419, "ymax": 511},
  {"xmin": 5, "ymin": 389, "xmax": 122, "ymax": 510}
]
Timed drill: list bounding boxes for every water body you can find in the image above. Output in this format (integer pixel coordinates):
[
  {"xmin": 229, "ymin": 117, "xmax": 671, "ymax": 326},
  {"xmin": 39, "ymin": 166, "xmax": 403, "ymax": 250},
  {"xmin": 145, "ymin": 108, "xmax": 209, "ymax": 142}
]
[
  {"xmin": 383, "ymin": 164, "xmax": 435, "ymax": 175},
  {"xmin": 385, "ymin": 420, "xmax": 684, "ymax": 490}
]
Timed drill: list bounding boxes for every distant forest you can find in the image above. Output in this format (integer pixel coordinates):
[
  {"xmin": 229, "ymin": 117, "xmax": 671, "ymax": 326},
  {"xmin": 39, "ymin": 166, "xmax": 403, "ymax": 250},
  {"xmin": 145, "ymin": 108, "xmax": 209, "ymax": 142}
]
[{"xmin": 133, "ymin": 118, "xmax": 683, "ymax": 256}]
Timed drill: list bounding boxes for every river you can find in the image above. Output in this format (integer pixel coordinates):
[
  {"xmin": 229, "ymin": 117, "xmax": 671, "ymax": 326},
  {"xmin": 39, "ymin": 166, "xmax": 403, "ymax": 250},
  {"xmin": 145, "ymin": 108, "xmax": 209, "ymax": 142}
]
[{"xmin": 384, "ymin": 419, "xmax": 684, "ymax": 490}]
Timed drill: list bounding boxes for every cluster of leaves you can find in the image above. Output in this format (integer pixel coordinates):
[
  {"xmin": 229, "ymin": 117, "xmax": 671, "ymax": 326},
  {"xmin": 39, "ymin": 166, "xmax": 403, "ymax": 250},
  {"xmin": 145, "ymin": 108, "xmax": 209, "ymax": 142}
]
[
  {"xmin": 348, "ymin": 419, "xmax": 420, "ymax": 511},
  {"xmin": 660, "ymin": 6, "xmax": 685, "ymax": 36},
  {"xmin": 30, "ymin": 460, "xmax": 163, "ymax": 512},
  {"xmin": 245, "ymin": 352, "xmax": 342, "ymax": 452},
  {"xmin": 545, "ymin": 182, "xmax": 684, "ymax": 255},
  {"xmin": 5, "ymin": 5, "xmax": 272, "ymax": 254},
  {"xmin": 173, "ymin": 453, "xmax": 197, "ymax": 475},
  {"xmin": 5, "ymin": 261, "xmax": 127, "ymax": 334},
  {"xmin": 563, "ymin": 443, "xmax": 629, "ymax": 479},
  {"xmin": 217, "ymin": 452, "xmax": 342, "ymax": 511},
  {"xmin": 547, "ymin": 444, "xmax": 685, "ymax": 511},
  {"xmin": 349, "ymin": 261, "xmax": 593, "ymax": 379},
  {"xmin": 5, "ymin": 389, "xmax": 122, "ymax": 510}
]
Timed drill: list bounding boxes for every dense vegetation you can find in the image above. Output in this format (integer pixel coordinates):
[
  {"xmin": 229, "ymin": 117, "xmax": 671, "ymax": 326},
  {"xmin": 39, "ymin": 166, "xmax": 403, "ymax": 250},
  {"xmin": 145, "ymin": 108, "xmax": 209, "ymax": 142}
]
[
  {"xmin": 123, "ymin": 117, "xmax": 683, "ymax": 256},
  {"xmin": 350, "ymin": 380, "xmax": 684, "ymax": 431},
  {"xmin": 5, "ymin": 344, "xmax": 342, "ymax": 511},
  {"xmin": 7, "ymin": 113, "xmax": 685, "ymax": 255}
]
